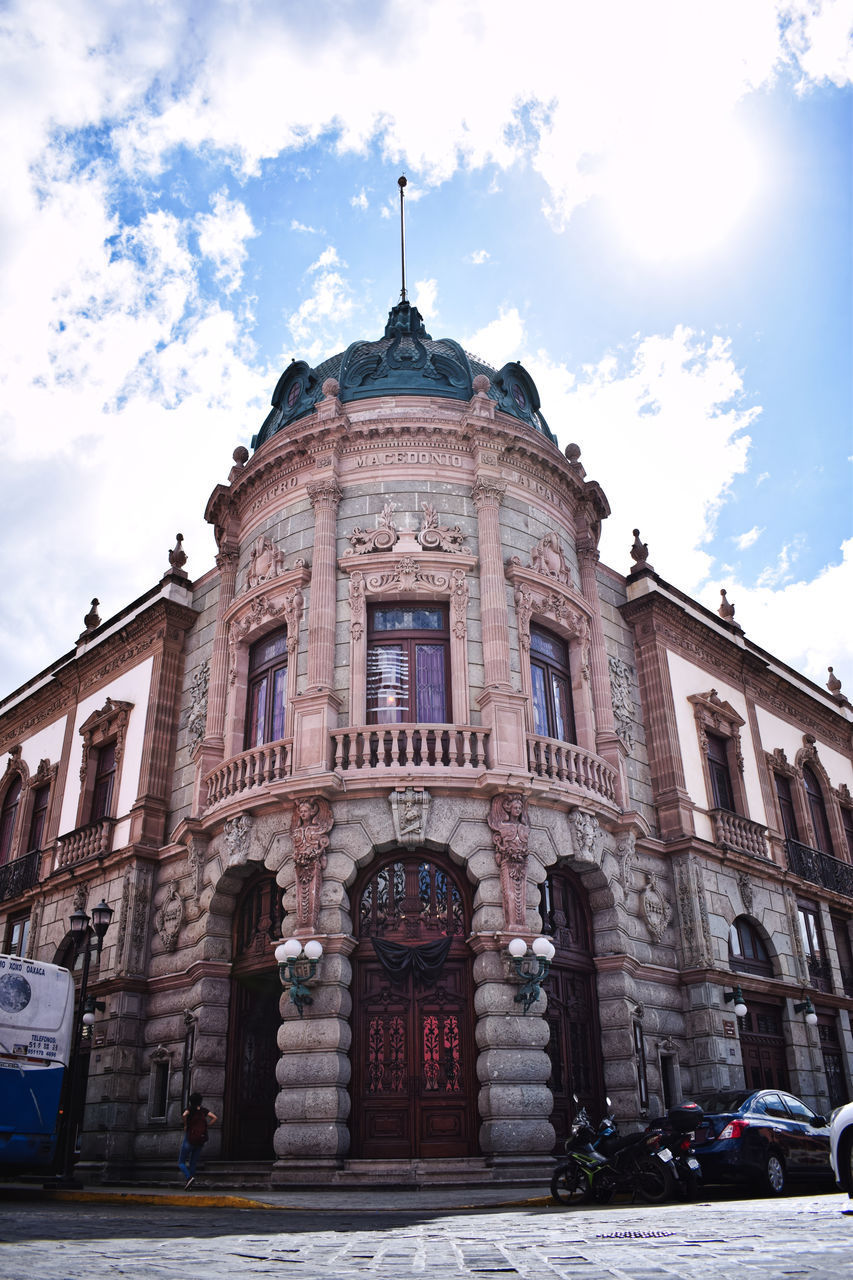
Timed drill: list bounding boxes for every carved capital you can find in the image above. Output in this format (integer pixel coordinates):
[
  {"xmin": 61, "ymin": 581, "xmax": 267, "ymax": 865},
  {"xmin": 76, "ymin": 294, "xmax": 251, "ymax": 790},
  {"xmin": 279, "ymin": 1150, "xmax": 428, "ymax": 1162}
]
[
  {"xmin": 307, "ymin": 478, "xmax": 343, "ymax": 510},
  {"xmin": 471, "ymin": 476, "xmax": 506, "ymax": 510}
]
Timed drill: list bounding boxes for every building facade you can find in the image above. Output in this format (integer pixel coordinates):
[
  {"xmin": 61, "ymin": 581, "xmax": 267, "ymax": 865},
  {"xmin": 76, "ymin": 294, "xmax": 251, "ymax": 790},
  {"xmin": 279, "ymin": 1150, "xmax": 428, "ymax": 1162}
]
[{"xmin": 1, "ymin": 297, "xmax": 852, "ymax": 1184}]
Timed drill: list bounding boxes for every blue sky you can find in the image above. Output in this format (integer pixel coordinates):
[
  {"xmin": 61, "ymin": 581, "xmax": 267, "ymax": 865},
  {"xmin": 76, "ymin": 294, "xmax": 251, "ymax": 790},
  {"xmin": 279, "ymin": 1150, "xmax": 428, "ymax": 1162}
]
[{"xmin": 0, "ymin": 0, "xmax": 850, "ymax": 698}]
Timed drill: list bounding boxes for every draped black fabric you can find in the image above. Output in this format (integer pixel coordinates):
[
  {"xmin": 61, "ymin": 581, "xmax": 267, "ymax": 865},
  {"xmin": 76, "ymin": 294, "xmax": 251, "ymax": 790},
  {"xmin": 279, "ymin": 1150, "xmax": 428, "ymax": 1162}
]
[{"xmin": 370, "ymin": 936, "xmax": 453, "ymax": 987}]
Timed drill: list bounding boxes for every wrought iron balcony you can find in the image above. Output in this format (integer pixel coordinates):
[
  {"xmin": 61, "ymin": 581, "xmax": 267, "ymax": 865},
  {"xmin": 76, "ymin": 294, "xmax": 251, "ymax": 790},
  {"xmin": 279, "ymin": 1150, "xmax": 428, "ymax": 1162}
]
[
  {"xmin": 806, "ymin": 955, "xmax": 833, "ymax": 993},
  {"xmin": 710, "ymin": 809, "xmax": 770, "ymax": 859},
  {"xmin": 526, "ymin": 734, "xmax": 617, "ymax": 804},
  {"xmin": 204, "ymin": 738, "xmax": 294, "ymax": 811},
  {"xmin": 0, "ymin": 848, "xmax": 41, "ymax": 902},
  {"xmin": 839, "ymin": 966, "xmax": 853, "ymax": 999},
  {"xmin": 786, "ymin": 838, "xmax": 853, "ymax": 899},
  {"xmin": 56, "ymin": 817, "xmax": 116, "ymax": 869},
  {"xmin": 331, "ymin": 724, "xmax": 489, "ymax": 773}
]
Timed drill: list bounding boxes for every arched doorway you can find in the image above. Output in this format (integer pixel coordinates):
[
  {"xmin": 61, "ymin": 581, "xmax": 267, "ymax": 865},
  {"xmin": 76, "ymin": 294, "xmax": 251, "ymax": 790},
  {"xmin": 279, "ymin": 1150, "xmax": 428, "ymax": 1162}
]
[
  {"xmin": 540, "ymin": 866, "xmax": 606, "ymax": 1148},
  {"xmin": 223, "ymin": 871, "xmax": 284, "ymax": 1159},
  {"xmin": 350, "ymin": 851, "xmax": 477, "ymax": 1159}
]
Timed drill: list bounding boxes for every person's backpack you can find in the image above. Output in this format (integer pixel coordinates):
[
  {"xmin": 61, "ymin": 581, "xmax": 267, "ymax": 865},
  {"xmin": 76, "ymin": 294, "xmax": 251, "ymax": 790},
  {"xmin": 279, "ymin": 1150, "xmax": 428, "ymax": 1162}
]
[{"xmin": 186, "ymin": 1108, "xmax": 208, "ymax": 1146}]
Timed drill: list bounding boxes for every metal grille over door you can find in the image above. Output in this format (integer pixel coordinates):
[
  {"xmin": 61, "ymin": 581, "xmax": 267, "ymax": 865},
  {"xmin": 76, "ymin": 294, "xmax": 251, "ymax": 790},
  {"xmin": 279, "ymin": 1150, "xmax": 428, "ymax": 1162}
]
[{"xmin": 351, "ymin": 854, "xmax": 476, "ymax": 1159}]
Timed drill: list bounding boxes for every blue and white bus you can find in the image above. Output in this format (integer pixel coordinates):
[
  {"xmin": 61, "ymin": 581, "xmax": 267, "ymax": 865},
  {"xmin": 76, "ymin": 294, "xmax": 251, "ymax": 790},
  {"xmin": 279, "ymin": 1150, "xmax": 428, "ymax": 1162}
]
[{"xmin": 0, "ymin": 953, "xmax": 74, "ymax": 1170}]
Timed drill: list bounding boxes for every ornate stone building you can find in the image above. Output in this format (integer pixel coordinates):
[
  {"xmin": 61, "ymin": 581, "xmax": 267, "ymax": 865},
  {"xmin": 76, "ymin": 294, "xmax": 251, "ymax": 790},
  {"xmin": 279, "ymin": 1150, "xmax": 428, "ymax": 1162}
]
[{"xmin": 1, "ymin": 295, "xmax": 852, "ymax": 1185}]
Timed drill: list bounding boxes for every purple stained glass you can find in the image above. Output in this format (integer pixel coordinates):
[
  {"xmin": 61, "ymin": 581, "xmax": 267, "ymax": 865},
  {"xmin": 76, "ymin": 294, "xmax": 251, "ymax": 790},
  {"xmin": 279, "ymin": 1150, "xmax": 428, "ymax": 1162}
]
[
  {"xmin": 531, "ymin": 664, "xmax": 549, "ymax": 737},
  {"xmin": 415, "ymin": 645, "xmax": 446, "ymax": 723}
]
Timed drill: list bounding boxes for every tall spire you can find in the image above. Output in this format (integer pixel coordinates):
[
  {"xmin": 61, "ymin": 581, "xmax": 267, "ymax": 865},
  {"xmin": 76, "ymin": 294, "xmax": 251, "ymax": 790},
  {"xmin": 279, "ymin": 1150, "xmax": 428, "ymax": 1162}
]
[{"xmin": 398, "ymin": 174, "xmax": 408, "ymax": 302}]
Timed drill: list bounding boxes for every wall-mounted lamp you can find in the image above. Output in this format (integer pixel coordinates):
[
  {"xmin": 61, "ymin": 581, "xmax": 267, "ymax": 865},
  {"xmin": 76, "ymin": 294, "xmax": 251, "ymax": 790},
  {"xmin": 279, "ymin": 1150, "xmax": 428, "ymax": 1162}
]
[
  {"xmin": 724, "ymin": 985, "xmax": 748, "ymax": 1018},
  {"xmin": 506, "ymin": 936, "xmax": 556, "ymax": 1013},
  {"xmin": 274, "ymin": 938, "xmax": 323, "ymax": 1016},
  {"xmin": 794, "ymin": 996, "xmax": 818, "ymax": 1026}
]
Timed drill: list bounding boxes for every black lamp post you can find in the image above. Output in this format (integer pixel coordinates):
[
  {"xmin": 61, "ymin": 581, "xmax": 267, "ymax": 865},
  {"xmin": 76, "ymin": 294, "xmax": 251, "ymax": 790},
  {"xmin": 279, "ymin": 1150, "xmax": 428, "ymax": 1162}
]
[{"xmin": 55, "ymin": 898, "xmax": 113, "ymax": 1185}]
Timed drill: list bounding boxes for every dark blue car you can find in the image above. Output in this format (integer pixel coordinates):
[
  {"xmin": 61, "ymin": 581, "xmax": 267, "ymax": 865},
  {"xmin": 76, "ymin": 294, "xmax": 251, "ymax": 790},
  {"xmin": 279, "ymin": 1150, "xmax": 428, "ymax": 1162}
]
[{"xmin": 693, "ymin": 1089, "xmax": 832, "ymax": 1196}]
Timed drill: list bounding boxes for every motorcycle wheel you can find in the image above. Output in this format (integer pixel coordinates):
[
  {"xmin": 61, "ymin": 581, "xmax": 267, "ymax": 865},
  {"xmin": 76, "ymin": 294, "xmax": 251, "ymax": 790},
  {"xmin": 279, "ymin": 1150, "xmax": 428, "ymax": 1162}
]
[
  {"xmin": 590, "ymin": 1169, "xmax": 617, "ymax": 1204},
  {"xmin": 633, "ymin": 1155, "xmax": 675, "ymax": 1204},
  {"xmin": 551, "ymin": 1161, "xmax": 588, "ymax": 1206}
]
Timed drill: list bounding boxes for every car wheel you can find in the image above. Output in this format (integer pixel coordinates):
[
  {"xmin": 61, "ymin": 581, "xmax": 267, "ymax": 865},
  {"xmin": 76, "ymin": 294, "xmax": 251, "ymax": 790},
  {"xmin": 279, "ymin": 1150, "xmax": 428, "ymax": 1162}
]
[
  {"xmin": 551, "ymin": 1161, "xmax": 588, "ymax": 1206},
  {"xmin": 763, "ymin": 1151, "xmax": 786, "ymax": 1196}
]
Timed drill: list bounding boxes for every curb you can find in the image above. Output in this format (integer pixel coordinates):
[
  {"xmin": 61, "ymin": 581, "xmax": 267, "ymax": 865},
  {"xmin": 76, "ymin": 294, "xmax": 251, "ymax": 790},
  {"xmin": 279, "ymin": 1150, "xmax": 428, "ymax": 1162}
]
[{"xmin": 27, "ymin": 1188, "xmax": 553, "ymax": 1213}]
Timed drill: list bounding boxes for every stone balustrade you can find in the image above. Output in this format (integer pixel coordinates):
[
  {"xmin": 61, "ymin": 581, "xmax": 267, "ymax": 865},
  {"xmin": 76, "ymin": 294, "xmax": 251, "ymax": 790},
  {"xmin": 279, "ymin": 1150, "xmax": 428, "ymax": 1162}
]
[
  {"xmin": 710, "ymin": 808, "xmax": 770, "ymax": 859},
  {"xmin": 56, "ymin": 817, "xmax": 115, "ymax": 868},
  {"xmin": 526, "ymin": 734, "xmax": 618, "ymax": 803},
  {"xmin": 204, "ymin": 738, "xmax": 294, "ymax": 810},
  {"xmin": 331, "ymin": 724, "xmax": 490, "ymax": 773}
]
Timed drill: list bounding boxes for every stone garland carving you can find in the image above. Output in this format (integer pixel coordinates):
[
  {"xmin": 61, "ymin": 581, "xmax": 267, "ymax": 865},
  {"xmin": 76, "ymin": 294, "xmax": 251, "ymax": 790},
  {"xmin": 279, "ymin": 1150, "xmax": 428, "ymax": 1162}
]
[
  {"xmin": 416, "ymin": 503, "xmax": 469, "ymax": 554},
  {"xmin": 488, "ymin": 792, "xmax": 530, "ymax": 933},
  {"xmin": 362, "ymin": 557, "xmax": 457, "ymax": 598},
  {"xmin": 641, "ymin": 872, "xmax": 672, "ymax": 942},
  {"xmin": 128, "ymin": 866, "xmax": 153, "ymax": 977},
  {"xmin": 345, "ymin": 502, "xmax": 399, "ymax": 555},
  {"xmin": 784, "ymin": 886, "xmax": 809, "ymax": 986},
  {"xmin": 186, "ymin": 833, "xmax": 208, "ymax": 903},
  {"xmin": 283, "ymin": 583, "xmax": 305, "ymax": 653},
  {"xmin": 223, "ymin": 814, "xmax": 255, "ymax": 866},
  {"xmin": 449, "ymin": 568, "xmax": 469, "ymax": 639},
  {"xmin": 616, "ymin": 830, "xmax": 638, "ymax": 900},
  {"xmin": 390, "ymin": 787, "xmax": 430, "ymax": 849},
  {"xmin": 246, "ymin": 535, "xmax": 287, "ymax": 589},
  {"xmin": 674, "ymin": 860, "xmax": 711, "ymax": 968},
  {"xmin": 291, "ymin": 797, "xmax": 333, "ymax": 932},
  {"xmin": 186, "ymin": 659, "xmax": 210, "ymax": 750},
  {"xmin": 568, "ymin": 809, "xmax": 604, "ymax": 865},
  {"xmin": 608, "ymin": 655, "xmax": 635, "ymax": 752},
  {"xmin": 154, "ymin": 883, "xmax": 184, "ymax": 951},
  {"xmin": 349, "ymin": 571, "xmax": 366, "ymax": 641},
  {"xmin": 737, "ymin": 870, "xmax": 754, "ymax": 915},
  {"xmin": 529, "ymin": 532, "xmax": 572, "ymax": 585}
]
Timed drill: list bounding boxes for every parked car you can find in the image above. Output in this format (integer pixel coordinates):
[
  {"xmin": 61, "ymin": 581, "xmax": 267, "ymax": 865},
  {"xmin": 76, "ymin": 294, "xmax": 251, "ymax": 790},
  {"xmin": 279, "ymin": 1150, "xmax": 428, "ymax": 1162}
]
[
  {"xmin": 829, "ymin": 1100, "xmax": 853, "ymax": 1195},
  {"xmin": 692, "ymin": 1088, "xmax": 832, "ymax": 1196}
]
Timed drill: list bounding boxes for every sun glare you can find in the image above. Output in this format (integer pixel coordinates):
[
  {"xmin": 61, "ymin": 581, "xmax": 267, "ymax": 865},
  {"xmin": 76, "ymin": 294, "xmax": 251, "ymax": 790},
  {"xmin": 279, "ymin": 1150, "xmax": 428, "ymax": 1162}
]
[{"xmin": 601, "ymin": 120, "xmax": 763, "ymax": 261}]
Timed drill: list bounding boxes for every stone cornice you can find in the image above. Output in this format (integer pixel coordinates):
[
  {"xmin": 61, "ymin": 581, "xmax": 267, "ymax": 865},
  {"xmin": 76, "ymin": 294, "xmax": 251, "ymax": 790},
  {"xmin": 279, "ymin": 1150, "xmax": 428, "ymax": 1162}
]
[
  {"xmin": 0, "ymin": 598, "xmax": 198, "ymax": 752},
  {"xmin": 622, "ymin": 588, "xmax": 851, "ymax": 752}
]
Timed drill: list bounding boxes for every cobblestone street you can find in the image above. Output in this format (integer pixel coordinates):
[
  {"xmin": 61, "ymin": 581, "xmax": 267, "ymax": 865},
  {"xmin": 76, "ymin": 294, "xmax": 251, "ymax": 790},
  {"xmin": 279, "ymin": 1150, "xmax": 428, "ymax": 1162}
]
[{"xmin": 0, "ymin": 1188, "xmax": 850, "ymax": 1279}]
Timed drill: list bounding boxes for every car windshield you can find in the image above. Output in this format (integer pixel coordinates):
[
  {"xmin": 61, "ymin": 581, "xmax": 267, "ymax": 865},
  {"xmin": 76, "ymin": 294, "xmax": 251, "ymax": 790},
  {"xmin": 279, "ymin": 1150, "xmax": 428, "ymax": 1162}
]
[{"xmin": 693, "ymin": 1092, "xmax": 752, "ymax": 1114}]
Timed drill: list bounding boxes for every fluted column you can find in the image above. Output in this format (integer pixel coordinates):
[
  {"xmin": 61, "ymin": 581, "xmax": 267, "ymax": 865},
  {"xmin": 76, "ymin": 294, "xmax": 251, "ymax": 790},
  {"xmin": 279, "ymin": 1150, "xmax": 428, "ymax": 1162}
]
[
  {"xmin": 193, "ymin": 547, "xmax": 238, "ymax": 811},
  {"xmin": 577, "ymin": 537, "xmax": 628, "ymax": 807},
  {"xmin": 472, "ymin": 476, "xmax": 527, "ymax": 773},
  {"xmin": 305, "ymin": 478, "xmax": 342, "ymax": 692},
  {"xmin": 291, "ymin": 477, "xmax": 342, "ymax": 774}
]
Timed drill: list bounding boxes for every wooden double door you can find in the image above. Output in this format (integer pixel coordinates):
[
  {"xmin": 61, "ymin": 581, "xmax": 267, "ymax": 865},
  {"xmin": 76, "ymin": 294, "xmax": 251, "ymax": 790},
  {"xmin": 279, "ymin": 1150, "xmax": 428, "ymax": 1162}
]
[{"xmin": 350, "ymin": 853, "xmax": 477, "ymax": 1159}]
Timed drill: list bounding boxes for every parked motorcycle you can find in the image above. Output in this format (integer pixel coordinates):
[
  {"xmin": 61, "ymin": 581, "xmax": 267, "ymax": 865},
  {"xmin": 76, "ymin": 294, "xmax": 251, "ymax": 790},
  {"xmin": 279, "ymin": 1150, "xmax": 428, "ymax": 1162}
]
[
  {"xmin": 551, "ymin": 1104, "xmax": 675, "ymax": 1206},
  {"xmin": 651, "ymin": 1103, "xmax": 704, "ymax": 1200}
]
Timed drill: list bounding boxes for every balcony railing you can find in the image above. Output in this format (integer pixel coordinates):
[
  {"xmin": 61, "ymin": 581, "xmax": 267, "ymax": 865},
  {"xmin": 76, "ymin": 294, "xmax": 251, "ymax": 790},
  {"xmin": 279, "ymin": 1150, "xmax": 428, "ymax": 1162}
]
[
  {"xmin": 806, "ymin": 955, "xmax": 833, "ymax": 993},
  {"xmin": 526, "ymin": 734, "xmax": 617, "ymax": 804},
  {"xmin": 56, "ymin": 817, "xmax": 115, "ymax": 869},
  {"xmin": 786, "ymin": 839, "xmax": 853, "ymax": 899},
  {"xmin": 204, "ymin": 739, "xmax": 294, "ymax": 810},
  {"xmin": 331, "ymin": 724, "xmax": 489, "ymax": 773},
  {"xmin": 711, "ymin": 809, "xmax": 770, "ymax": 859},
  {"xmin": 839, "ymin": 966, "xmax": 853, "ymax": 999},
  {"xmin": 0, "ymin": 849, "xmax": 41, "ymax": 902}
]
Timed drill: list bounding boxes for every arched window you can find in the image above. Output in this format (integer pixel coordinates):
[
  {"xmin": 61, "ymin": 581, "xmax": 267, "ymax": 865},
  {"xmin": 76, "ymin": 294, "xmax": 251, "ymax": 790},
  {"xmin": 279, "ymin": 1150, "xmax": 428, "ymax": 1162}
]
[
  {"xmin": 774, "ymin": 772, "xmax": 799, "ymax": 842},
  {"xmin": 27, "ymin": 783, "xmax": 51, "ymax": 852},
  {"xmin": 729, "ymin": 917, "xmax": 773, "ymax": 977},
  {"xmin": 246, "ymin": 628, "xmax": 288, "ymax": 747},
  {"xmin": 366, "ymin": 605, "xmax": 449, "ymax": 724},
  {"xmin": 803, "ymin": 765, "xmax": 833, "ymax": 855},
  {"xmin": 0, "ymin": 776, "xmax": 22, "ymax": 866},
  {"xmin": 529, "ymin": 626, "xmax": 575, "ymax": 744}
]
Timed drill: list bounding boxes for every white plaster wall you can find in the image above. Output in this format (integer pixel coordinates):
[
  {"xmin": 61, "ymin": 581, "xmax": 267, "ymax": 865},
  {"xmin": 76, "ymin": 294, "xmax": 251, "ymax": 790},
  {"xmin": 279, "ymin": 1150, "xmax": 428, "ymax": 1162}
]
[
  {"xmin": 15, "ymin": 716, "xmax": 67, "ymax": 776},
  {"xmin": 667, "ymin": 650, "xmax": 768, "ymax": 833},
  {"xmin": 58, "ymin": 658, "xmax": 154, "ymax": 834},
  {"xmin": 755, "ymin": 704, "xmax": 853, "ymax": 792}
]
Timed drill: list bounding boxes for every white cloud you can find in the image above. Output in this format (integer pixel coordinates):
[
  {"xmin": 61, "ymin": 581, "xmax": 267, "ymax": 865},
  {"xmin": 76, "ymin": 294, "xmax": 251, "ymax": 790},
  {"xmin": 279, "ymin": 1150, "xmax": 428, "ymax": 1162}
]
[
  {"xmin": 756, "ymin": 535, "xmax": 806, "ymax": 587},
  {"xmin": 467, "ymin": 249, "xmax": 490, "ymax": 265},
  {"xmin": 286, "ymin": 246, "xmax": 354, "ymax": 358},
  {"xmin": 291, "ymin": 219, "xmax": 321, "ymax": 233},
  {"xmin": 196, "ymin": 190, "xmax": 257, "ymax": 292},
  {"xmin": 413, "ymin": 278, "xmax": 438, "ymax": 322},
  {"xmin": 351, "ymin": 189, "xmax": 368, "ymax": 211},
  {"xmin": 735, "ymin": 525, "xmax": 764, "ymax": 549},
  {"xmin": 463, "ymin": 306, "xmax": 526, "ymax": 367}
]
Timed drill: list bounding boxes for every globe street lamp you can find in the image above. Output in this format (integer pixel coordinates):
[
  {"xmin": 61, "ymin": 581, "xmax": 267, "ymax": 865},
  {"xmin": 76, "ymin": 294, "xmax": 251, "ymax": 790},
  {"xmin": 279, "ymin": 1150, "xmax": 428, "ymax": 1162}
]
[{"xmin": 55, "ymin": 898, "xmax": 113, "ymax": 1185}]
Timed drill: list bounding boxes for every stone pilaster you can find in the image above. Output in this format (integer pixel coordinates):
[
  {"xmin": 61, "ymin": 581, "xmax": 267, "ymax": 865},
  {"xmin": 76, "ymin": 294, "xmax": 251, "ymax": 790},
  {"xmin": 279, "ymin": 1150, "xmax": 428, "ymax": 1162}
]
[
  {"xmin": 577, "ymin": 538, "xmax": 628, "ymax": 808},
  {"xmin": 194, "ymin": 548, "xmax": 238, "ymax": 807}
]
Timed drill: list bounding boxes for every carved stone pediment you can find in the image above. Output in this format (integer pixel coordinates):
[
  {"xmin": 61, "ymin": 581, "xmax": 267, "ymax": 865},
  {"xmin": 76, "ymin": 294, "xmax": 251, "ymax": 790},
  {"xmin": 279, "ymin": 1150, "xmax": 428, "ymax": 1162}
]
[
  {"xmin": 505, "ymin": 559, "xmax": 592, "ymax": 654},
  {"xmin": 245, "ymin": 535, "xmax": 288, "ymax": 590},
  {"xmin": 79, "ymin": 698, "xmax": 134, "ymax": 780},
  {"xmin": 225, "ymin": 563, "xmax": 310, "ymax": 683},
  {"xmin": 340, "ymin": 549, "xmax": 477, "ymax": 597}
]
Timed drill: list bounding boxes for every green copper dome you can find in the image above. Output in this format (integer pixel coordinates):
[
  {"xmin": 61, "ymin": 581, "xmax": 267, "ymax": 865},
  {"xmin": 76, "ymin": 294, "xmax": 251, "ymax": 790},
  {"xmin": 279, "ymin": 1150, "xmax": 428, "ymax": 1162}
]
[{"xmin": 252, "ymin": 300, "xmax": 557, "ymax": 450}]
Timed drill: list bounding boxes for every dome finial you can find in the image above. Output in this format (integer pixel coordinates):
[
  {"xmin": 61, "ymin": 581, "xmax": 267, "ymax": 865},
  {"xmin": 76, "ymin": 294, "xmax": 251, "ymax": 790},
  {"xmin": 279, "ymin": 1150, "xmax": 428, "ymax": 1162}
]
[{"xmin": 398, "ymin": 174, "xmax": 408, "ymax": 303}]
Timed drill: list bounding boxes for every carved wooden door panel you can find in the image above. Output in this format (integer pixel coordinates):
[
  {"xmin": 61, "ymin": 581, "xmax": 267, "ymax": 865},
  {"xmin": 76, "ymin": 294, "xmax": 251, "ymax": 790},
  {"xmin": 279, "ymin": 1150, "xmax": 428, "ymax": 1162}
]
[{"xmin": 351, "ymin": 853, "xmax": 476, "ymax": 1159}]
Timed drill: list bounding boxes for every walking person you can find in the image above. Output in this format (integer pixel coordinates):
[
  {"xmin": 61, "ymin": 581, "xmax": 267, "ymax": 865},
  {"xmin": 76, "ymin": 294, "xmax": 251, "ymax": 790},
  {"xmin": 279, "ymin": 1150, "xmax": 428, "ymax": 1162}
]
[{"xmin": 178, "ymin": 1091, "xmax": 217, "ymax": 1189}]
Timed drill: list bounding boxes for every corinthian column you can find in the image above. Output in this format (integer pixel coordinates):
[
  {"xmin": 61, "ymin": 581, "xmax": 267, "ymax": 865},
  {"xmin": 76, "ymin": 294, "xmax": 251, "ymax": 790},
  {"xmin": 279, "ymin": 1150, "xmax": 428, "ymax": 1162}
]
[
  {"xmin": 291, "ymin": 477, "xmax": 343, "ymax": 775},
  {"xmin": 577, "ymin": 535, "xmax": 628, "ymax": 807},
  {"xmin": 472, "ymin": 476, "xmax": 527, "ymax": 773}
]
